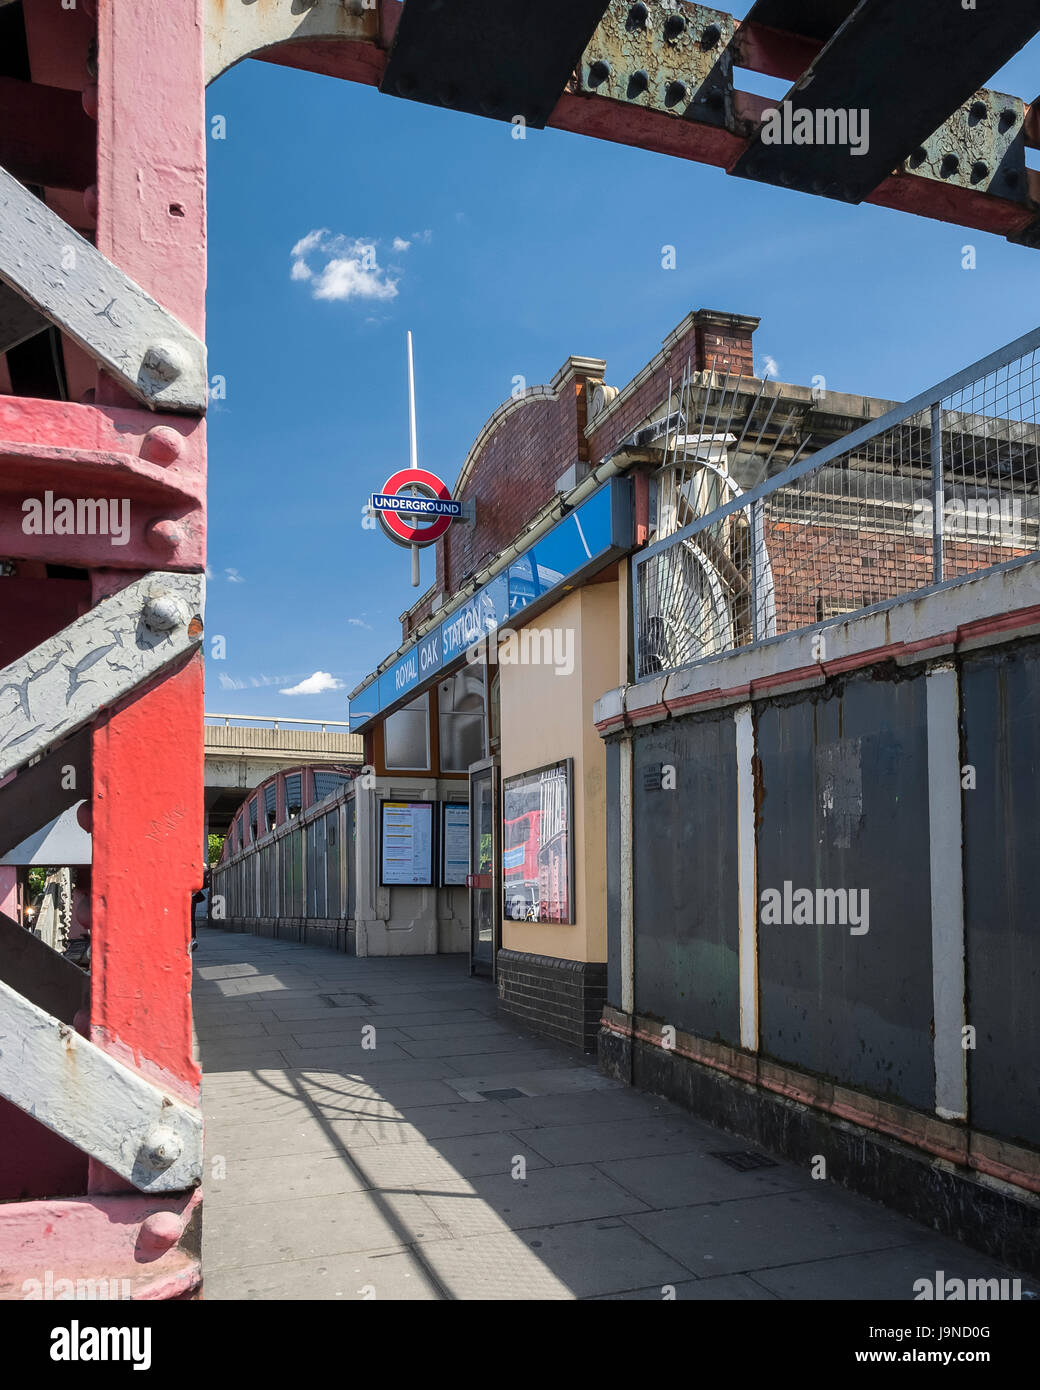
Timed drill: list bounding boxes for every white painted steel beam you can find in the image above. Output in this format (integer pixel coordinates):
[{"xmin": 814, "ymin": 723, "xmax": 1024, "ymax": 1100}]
[
  {"xmin": 926, "ymin": 662, "xmax": 968, "ymax": 1121},
  {"xmin": 0, "ymin": 978, "xmax": 202, "ymax": 1192},
  {"xmin": 0, "ymin": 572, "xmax": 204, "ymax": 779},
  {"xmin": 735, "ymin": 703, "xmax": 759, "ymax": 1052},
  {"xmin": 0, "ymin": 165, "xmax": 207, "ymax": 412}
]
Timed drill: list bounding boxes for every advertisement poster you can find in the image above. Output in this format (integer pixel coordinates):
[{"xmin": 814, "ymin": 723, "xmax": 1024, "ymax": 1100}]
[
  {"xmin": 502, "ymin": 759, "xmax": 573, "ymax": 923},
  {"xmin": 441, "ymin": 802, "xmax": 470, "ymax": 886},
  {"xmin": 380, "ymin": 802, "xmax": 434, "ymax": 885}
]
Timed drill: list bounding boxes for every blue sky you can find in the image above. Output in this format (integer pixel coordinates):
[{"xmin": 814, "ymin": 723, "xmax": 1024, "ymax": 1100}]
[{"xmin": 203, "ymin": 29, "xmax": 1040, "ymax": 725}]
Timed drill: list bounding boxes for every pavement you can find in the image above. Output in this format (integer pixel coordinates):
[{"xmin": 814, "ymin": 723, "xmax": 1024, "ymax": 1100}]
[{"xmin": 194, "ymin": 928, "xmax": 1035, "ymax": 1301}]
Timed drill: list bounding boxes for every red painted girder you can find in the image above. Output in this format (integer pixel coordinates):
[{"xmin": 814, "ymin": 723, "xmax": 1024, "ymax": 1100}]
[
  {"xmin": 549, "ymin": 91, "xmax": 1039, "ymax": 240},
  {"xmin": 0, "ymin": 396, "xmax": 204, "ymax": 569},
  {"xmin": 0, "ymin": 77, "xmax": 95, "ymax": 190},
  {"xmin": 88, "ymin": 649, "xmax": 203, "ymax": 1121}
]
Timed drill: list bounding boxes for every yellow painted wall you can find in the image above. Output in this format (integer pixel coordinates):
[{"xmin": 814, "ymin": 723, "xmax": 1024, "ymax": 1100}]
[{"xmin": 499, "ymin": 581, "xmax": 618, "ymax": 964}]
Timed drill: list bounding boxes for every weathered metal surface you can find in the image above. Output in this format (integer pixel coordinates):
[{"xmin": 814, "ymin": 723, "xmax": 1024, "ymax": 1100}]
[
  {"xmin": 0, "ymin": 728, "xmax": 89, "ymax": 856},
  {"xmin": 0, "ymin": 909, "xmax": 89, "ymax": 1026},
  {"xmin": 205, "ymin": 0, "xmax": 379, "ymax": 84},
  {"xmin": 901, "ymin": 90, "xmax": 1028, "ymax": 205},
  {"xmin": 0, "ymin": 978, "xmax": 202, "ymax": 1192},
  {"xmin": 755, "ymin": 673, "xmax": 935, "ymax": 1109},
  {"xmin": 0, "ymin": 571, "xmax": 204, "ymax": 780},
  {"xmin": 631, "ymin": 710, "xmax": 740, "ymax": 1045},
  {"xmin": 961, "ymin": 642, "xmax": 1040, "ymax": 1149},
  {"xmin": 0, "ymin": 166, "xmax": 208, "ymax": 412},
  {"xmin": 732, "ymin": 0, "xmax": 1040, "ymax": 203},
  {"xmin": 0, "ymin": 1189, "xmax": 202, "ymax": 1301},
  {"xmin": 578, "ymin": 0, "xmax": 736, "ymax": 130},
  {"xmin": 381, "ymin": 0, "xmax": 612, "ymax": 127}
]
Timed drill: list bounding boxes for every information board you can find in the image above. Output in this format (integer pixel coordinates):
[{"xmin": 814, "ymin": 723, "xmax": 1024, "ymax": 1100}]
[
  {"xmin": 380, "ymin": 801, "xmax": 434, "ymax": 885},
  {"xmin": 441, "ymin": 802, "xmax": 470, "ymax": 886}
]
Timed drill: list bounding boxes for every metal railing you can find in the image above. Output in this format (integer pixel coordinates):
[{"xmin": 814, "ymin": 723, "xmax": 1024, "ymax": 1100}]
[
  {"xmin": 633, "ymin": 326, "xmax": 1040, "ymax": 680},
  {"xmin": 204, "ymin": 713, "xmax": 353, "ymax": 733}
]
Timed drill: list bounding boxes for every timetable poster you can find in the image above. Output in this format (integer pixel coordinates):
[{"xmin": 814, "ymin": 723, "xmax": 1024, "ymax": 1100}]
[
  {"xmin": 441, "ymin": 803, "xmax": 470, "ymax": 886},
  {"xmin": 380, "ymin": 802, "xmax": 434, "ymax": 885}
]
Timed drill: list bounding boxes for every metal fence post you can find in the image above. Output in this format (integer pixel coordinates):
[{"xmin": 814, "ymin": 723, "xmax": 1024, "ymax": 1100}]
[{"xmin": 931, "ymin": 401, "xmax": 945, "ymax": 584}]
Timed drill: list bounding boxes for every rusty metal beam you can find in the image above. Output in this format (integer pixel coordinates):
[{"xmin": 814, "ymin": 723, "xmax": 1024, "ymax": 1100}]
[
  {"xmin": 731, "ymin": 0, "xmax": 1040, "ymax": 204},
  {"xmin": 380, "ymin": 0, "xmax": 612, "ymax": 127}
]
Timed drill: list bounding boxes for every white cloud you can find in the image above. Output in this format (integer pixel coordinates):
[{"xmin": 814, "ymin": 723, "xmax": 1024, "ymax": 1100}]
[
  {"xmin": 760, "ymin": 355, "xmax": 779, "ymax": 379},
  {"xmin": 280, "ymin": 671, "xmax": 345, "ymax": 696},
  {"xmin": 218, "ymin": 673, "xmax": 244, "ymax": 690},
  {"xmin": 290, "ymin": 230, "xmax": 399, "ymax": 303},
  {"xmin": 392, "ymin": 236, "xmax": 411, "ymax": 253},
  {"xmin": 224, "ymin": 567, "xmax": 244, "ymax": 583},
  {"xmin": 347, "ymin": 617, "xmax": 372, "ymax": 629}
]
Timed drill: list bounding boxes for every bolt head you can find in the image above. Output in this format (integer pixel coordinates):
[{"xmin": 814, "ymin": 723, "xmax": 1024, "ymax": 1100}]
[
  {"xmin": 143, "ymin": 1126, "xmax": 183, "ymax": 1170},
  {"xmin": 140, "ymin": 426, "xmax": 184, "ymax": 466},
  {"xmin": 145, "ymin": 518, "xmax": 184, "ymax": 552},
  {"xmin": 142, "ymin": 593, "xmax": 189, "ymax": 634}
]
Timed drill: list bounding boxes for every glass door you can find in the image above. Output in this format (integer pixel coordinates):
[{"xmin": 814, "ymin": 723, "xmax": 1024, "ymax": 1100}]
[{"xmin": 468, "ymin": 758, "xmax": 498, "ymax": 976}]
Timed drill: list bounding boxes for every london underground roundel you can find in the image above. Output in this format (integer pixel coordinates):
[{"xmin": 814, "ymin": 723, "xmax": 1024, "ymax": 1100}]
[{"xmin": 370, "ymin": 468, "xmax": 462, "ymax": 548}]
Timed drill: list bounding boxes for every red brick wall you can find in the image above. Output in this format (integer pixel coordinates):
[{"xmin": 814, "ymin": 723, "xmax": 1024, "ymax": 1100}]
[{"xmin": 400, "ymin": 311, "xmax": 759, "ymax": 641}]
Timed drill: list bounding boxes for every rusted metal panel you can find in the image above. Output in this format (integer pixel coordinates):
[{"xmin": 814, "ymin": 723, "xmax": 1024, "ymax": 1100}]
[
  {"xmin": 732, "ymin": 0, "xmax": 1040, "ymax": 203},
  {"xmin": 381, "ymin": 0, "xmax": 612, "ymax": 128},
  {"xmin": 578, "ymin": 1, "xmax": 736, "ymax": 132},
  {"xmin": 631, "ymin": 711, "xmax": 740, "ymax": 1045},
  {"xmin": 755, "ymin": 673, "xmax": 934, "ymax": 1109},
  {"xmin": 961, "ymin": 641, "xmax": 1040, "ymax": 1149}
]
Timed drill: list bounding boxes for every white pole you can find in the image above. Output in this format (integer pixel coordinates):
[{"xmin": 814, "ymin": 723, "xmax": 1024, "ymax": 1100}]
[{"xmin": 407, "ymin": 330, "xmax": 420, "ymax": 586}]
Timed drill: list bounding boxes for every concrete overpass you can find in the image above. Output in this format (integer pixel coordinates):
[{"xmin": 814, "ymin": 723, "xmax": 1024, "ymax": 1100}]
[{"xmin": 205, "ymin": 714, "xmax": 364, "ymax": 838}]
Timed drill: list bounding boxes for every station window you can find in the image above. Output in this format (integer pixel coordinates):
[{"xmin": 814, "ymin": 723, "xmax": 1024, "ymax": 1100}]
[
  {"xmin": 439, "ymin": 668, "xmax": 486, "ymax": 773},
  {"xmin": 285, "ymin": 773, "xmax": 303, "ymax": 818},
  {"xmin": 384, "ymin": 692, "xmax": 430, "ymax": 771}
]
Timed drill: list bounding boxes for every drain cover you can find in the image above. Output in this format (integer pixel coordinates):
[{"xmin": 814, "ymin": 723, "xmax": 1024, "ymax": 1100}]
[
  {"xmin": 477, "ymin": 1088, "xmax": 527, "ymax": 1101},
  {"xmin": 710, "ymin": 1150, "xmax": 778, "ymax": 1172}
]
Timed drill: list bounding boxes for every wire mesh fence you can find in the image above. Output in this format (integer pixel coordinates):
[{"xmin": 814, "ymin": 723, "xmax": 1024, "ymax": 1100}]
[{"xmin": 634, "ymin": 328, "xmax": 1040, "ymax": 680}]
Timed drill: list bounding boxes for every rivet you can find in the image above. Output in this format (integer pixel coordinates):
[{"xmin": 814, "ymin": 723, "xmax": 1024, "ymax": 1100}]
[
  {"xmin": 140, "ymin": 426, "xmax": 184, "ymax": 466},
  {"xmin": 665, "ymin": 79, "xmax": 688, "ymax": 108},
  {"xmin": 588, "ymin": 59, "xmax": 611, "ymax": 88},
  {"xmin": 142, "ymin": 593, "xmax": 189, "ymax": 633},
  {"xmin": 664, "ymin": 13, "xmax": 687, "ymax": 40},
  {"xmin": 143, "ymin": 1126, "xmax": 183, "ymax": 1170},
  {"xmin": 941, "ymin": 153, "xmax": 960, "ymax": 177},
  {"xmin": 627, "ymin": 70, "xmax": 649, "ymax": 99},
  {"xmin": 138, "ymin": 1212, "xmax": 185, "ymax": 1254},
  {"xmin": 139, "ymin": 340, "xmax": 193, "ymax": 396},
  {"xmin": 145, "ymin": 519, "xmax": 183, "ymax": 553},
  {"xmin": 970, "ymin": 160, "xmax": 988, "ymax": 184},
  {"xmin": 969, "ymin": 100, "xmax": 987, "ymax": 123},
  {"xmin": 626, "ymin": 2, "xmax": 649, "ymax": 31},
  {"xmin": 999, "ymin": 107, "xmax": 1017, "ymax": 132},
  {"xmin": 701, "ymin": 23, "xmax": 722, "ymax": 48}
]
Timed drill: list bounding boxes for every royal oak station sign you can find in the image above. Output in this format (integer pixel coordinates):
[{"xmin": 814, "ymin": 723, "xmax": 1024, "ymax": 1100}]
[{"xmin": 370, "ymin": 467, "xmax": 463, "ymax": 548}]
